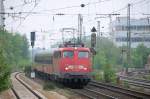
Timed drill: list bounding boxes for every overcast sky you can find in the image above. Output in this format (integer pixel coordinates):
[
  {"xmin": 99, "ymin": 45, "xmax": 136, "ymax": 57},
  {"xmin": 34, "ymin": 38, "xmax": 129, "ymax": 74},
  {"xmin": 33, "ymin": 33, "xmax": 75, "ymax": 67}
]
[{"xmin": 3, "ymin": 0, "xmax": 150, "ymax": 48}]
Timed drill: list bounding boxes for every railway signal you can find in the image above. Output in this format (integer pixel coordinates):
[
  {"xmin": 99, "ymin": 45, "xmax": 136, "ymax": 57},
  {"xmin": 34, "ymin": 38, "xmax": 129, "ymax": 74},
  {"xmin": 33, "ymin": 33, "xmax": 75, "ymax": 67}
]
[
  {"xmin": 91, "ymin": 27, "xmax": 97, "ymax": 48},
  {"xmin": 30, "ymin": 31, "xmax": 36, "ymax": 78},
  {"xmin": 91, "ymin": 27, "xmax": 97, "ymax": 68},
  {"xmin": 90, "ymin": 48, "xmax": 96, "ymax": 55},
  {"xmin": 30, "ymin": 32, "xmax": 35, "ymax": 48}
]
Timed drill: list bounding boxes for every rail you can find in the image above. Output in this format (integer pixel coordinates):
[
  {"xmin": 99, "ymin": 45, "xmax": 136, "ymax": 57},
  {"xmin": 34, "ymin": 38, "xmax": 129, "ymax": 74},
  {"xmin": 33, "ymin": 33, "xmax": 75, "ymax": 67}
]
[
  {"xmin": 11, "ymin": 87, "xmax": 20, "ymax": 99},
  {"xmin": 119, "ymin": 75, "xmax": 150, "ymax": 89},
  {"xmin": 13, "ymin": 72, "xmax": 43, "ymax": 99},
  {"xmin": 90, "ymin": 80, "xmax": 150, "ymax": 99},
  {"xmin": 71, "ymin": 88, "xmax": 116, "ymax": 99}
]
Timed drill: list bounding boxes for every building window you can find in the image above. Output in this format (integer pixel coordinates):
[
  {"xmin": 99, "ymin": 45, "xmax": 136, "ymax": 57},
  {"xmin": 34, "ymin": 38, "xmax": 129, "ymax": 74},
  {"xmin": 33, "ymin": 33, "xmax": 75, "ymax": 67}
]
[{"xmin": 116, "ymin": 37, "xmax": 150, "ymax": 42}]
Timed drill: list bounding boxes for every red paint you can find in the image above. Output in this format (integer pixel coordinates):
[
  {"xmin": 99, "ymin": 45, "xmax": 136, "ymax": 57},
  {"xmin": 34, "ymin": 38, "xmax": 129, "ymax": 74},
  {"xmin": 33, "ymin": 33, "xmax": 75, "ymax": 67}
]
[{"xmin": 34, "ymin": 47, "xmax": 92, "ymax": 76}]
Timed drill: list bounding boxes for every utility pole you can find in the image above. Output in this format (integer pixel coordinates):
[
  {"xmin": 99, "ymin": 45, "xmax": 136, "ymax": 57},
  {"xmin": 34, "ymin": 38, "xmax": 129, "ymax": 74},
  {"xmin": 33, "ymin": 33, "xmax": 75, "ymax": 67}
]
[
  {"xmin": 96, "ymin": 13, "xmax": 120, "ymax": 40},
  {"xmin": 62, "ymin": 28, "xmax": 76, "ymax": 43},
  {"xmin": 127, "ymin": 4, "xmax": 131, "ymax": 73},
  {"xmin": 83, "ymin": 26, "xmax": 86, "ymax": 43},
  {"xmin": 97, "ymin": 21, "xmax": 100, "ymax": 48},
  {"xmin": 109, "ymin": 15, "xmax": 113, "ymax": 40},
  {"xmin": 0, "ymin": 0, "xmax": 5, "ymax": 29},
  {"xmin": 78, "ymin": 14, "xmax": 83, "ymax": 43},
  {"xmin": 97, "ymin": 21, "xmax": 100, "ymax": 37},
  {"xmin": 62, "ymin": 29, "xmax": 64, "ymax": 43}
]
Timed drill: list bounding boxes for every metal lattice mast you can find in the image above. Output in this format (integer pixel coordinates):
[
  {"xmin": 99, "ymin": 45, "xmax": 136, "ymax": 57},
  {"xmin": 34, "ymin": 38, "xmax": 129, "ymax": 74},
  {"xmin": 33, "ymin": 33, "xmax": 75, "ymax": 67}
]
[
  {"xmin": 127, "ymin": 4, "xmax": 131, "ymax": 73},
  {"xmin": 0, "ymin": 0, "xmax": 5, "ymax": 29},
  {"xmin": 78, "ymin": 14, "xmax": 83, "ymax": 43}
]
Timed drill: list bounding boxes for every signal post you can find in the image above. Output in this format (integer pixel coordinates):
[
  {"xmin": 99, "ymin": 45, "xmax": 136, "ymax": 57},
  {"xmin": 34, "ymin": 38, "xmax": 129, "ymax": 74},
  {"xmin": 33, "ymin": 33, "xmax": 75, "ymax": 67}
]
[
  {"xmin": 91, "ymin": 27, "xmax": 97, "ymax": 67},
  {"xmin": 30, "ymin": 31, "xmax": 36, "ymax": 78}
]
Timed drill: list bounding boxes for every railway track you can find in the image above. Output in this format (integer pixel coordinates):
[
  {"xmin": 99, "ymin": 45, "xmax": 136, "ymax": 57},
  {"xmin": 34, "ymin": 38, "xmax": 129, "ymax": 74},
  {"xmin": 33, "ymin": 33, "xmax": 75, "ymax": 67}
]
[
  {"xmin": 11, "ymin": 72, "xmax": 150, "ymax": 99},
  {"xmin": 69, "ymin": 80, "xmax": 150, "ymax": 99},
  {"xmin": 11, "ymin": 87, "xmax": 20, "ymax": 99},
  {"xmin": 119, "ymin": 75, "xmax": 150, "ymax": 89},
  {"xmin": 87, "ymin": 81, "xmax": 150, "ymax": 99},
  {"xmin": 11, "ymin": 72, "xmax": 44, "ymax": 99},
  {"xmin": 71, "ymin": 88, "xmax": 116, "ymax": 99}
]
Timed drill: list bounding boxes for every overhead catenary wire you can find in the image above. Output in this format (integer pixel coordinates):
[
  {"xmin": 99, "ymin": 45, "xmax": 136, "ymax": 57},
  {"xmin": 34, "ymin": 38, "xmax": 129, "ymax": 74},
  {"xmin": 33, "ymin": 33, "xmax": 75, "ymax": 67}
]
[
  {"xmin": 110, "ymin": 0, "xmax": 149, "ymax": 14},
  {"xmin": 15, "ymin": 0, "xmax": 41, "ymax": 30},
  {"xmin": 130, "ymin": 0, "xmax": 147, "ymax": 6},
  {"xmin": 37, "ymin": 0, "xmax": 111, "ymax": 12},
  {"xmin": 5, "ymin": 3, "xmax": 25, "ymax": 10},
  {"xmin": 4, "ymin": 0, "xmax": 149, "ymax": 33},
  {"xmin": 2, "ymin": 0, "xmax": 149, "ymax": 17},
  {"xmin": 131, "ymin": 0, "xmax": 150, "ymax": 16},
  {"xmin": 0, "ymin": 0, "xmax": 111, "ymax": 21},
  {"xmin": 5, "ymin": 0, "xmax": 37, "ymax": 10},
  {"xmin": 2, "ymin": 0, "xmax": 41, "ymax": 31}
]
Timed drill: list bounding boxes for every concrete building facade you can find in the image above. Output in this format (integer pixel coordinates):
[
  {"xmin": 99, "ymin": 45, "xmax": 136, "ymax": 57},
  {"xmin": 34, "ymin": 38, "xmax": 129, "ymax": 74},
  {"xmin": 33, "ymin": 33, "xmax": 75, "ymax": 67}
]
[{"xmin": 110, "ymin": 17, "xmax": 150, "ymax": 48}]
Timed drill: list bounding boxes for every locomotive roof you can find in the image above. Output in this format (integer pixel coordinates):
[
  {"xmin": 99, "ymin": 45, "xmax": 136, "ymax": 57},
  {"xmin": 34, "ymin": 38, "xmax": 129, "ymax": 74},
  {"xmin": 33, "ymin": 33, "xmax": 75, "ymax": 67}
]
[
  {"xmin": 57, "ymin": 47, "xmax": 90, "ymax": 51},
  {"xmin": 34, "ymin": 47, "xmax": 90, "ymax": 56}
]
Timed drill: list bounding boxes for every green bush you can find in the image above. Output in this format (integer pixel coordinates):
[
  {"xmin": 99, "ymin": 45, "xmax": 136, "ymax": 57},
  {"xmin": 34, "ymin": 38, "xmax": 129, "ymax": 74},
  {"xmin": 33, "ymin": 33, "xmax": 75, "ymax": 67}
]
[
  {"xmin": 43, "ymin": 82, "xmax": 56, "ymax": 90},
  {"xmin": 103, "ymin": 64, "xmax": 117, "ymax": 83},
  {"xmin": 123, "ymin": 81, "xmax": 129, "ymax": 88},
  {"xmin": 0, "ymin": 29, "xmax": 29, "ymax": 92},
  {"xmin": 92, "ymin": 70, "xmax": 104, "ymax": 81},
  {"xmin": 92, "ymin": 65, "xmax": 117, "ymax": 84},
  {"xmin": 0, "ymin": 50, "xmax": 11, "ymax": 92},
  {"xmin": 0, "ymin": 73, "xmax": 11, "ymax": 92}
]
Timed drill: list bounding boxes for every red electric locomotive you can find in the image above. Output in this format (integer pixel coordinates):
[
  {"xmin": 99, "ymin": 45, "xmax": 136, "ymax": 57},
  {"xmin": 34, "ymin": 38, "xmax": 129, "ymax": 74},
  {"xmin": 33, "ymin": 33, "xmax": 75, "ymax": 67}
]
[{"xmin": 34, "ymin": 42, "xmax": 92, "ymax": 87}]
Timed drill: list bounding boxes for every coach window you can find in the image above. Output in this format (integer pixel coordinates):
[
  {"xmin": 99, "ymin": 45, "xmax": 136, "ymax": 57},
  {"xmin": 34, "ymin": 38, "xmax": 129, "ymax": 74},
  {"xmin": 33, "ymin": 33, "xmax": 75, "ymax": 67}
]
[
  {"xmin": 63, "ymin": 51, "xmax": 74, "ymax": 58},
  {"xmin": 78, "ymin": 51, "xmax": 89, "ymax": 58},
  {"xmin": 54, "ymin": 51, "xmax": 61, "ymax": 58}
]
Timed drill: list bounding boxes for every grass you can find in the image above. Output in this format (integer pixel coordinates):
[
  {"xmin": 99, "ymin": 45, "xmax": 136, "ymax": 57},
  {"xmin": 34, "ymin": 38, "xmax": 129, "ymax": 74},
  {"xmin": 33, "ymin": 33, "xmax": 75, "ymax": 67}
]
[
  {"xmin": 43, "ymin": 82, "xmax": 56, "ymax": 91},
  {"xmin": 43, "ymin": 81, "xmax": 65, "ymax": 91},
  {"xmin": 123, "ymin": 81, "xmax": 130, "ymax": 88}
]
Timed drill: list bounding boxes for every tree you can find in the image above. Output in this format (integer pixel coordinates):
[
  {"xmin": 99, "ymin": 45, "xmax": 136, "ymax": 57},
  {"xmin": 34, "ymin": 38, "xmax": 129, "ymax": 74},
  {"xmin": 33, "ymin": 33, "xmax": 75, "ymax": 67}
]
[
  {"xmin": 0, "ymin": 29, "xmax": 29, "ymax": 92},
  {"xmin": 92, "ymin": 37, "xmax": 121, "ymax": 69},
  {"xmin": 132, "ymin": 44, "xmax": 150, "ymax": 68},
  {"xmin": 94, "ymin": 51, "xmax": 106, "ymax": 69},
  {"xmin": 0, "ymin": 50, "xmax": 11, "ymax": 91},
  {"xmin": 85, "ymin": 37, "xmax": 120, "ymax": 82}
]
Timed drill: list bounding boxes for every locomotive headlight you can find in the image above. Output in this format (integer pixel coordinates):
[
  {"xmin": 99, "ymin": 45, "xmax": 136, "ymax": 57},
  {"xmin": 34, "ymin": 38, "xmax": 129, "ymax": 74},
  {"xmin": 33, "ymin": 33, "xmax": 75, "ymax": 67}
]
[
  {"xmin": 65, "ymin": 65, "xmax": 74, "ymax": 70},
  {"xmin": 65, "ymin": 67, "xmax": 69, "ymax": 70},
  {"xmin": 83, "ymin": 67, "xmax": 87, "ymax": 70}
]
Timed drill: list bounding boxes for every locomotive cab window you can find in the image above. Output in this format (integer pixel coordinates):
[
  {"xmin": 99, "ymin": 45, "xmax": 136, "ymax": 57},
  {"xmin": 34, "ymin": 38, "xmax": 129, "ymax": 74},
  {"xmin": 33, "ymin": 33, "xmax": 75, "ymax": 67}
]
[
  {"xmin": 63, "ymin": 51, "xmax": 74, "ymax": 58},
  {"xmin": 78, "ymin": 51, "xmax": 89, "ymax": 58}
]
